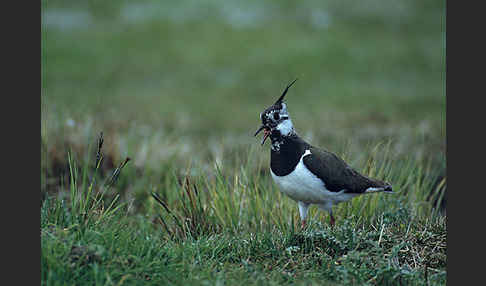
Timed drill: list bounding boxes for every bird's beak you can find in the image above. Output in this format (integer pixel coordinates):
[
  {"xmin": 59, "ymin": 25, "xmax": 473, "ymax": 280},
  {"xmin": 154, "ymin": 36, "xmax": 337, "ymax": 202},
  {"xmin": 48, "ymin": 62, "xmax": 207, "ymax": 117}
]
[{"xmin": 254, "ymin": 125, "xmax": 271, "ymax": 145}]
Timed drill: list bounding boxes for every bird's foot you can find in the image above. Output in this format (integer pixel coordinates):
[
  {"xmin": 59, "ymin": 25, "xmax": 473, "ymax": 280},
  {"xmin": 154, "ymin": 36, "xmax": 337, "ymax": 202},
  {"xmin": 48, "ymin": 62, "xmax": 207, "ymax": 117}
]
[
  {"xmin": 301, "ymin": 220, "xmax": 307, "ymax": 229},
  {"xmin": 330, "ymin": 215, "xmax": 335, "ymax": 228}
]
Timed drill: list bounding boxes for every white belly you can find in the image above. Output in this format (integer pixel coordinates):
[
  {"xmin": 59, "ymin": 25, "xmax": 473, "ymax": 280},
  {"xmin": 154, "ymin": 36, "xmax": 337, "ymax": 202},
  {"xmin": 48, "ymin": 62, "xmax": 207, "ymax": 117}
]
[{"xmin": 270, "ymin": 150, "xmax": 358, "ymax": 204}]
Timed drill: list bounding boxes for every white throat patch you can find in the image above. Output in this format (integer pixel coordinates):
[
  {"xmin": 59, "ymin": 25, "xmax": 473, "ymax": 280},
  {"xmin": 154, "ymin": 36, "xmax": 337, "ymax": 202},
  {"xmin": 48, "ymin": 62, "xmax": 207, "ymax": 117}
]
[
  {"xmin": 276, "ymin": 118, "xmax": 294, "ymax": 136},
  {"xmin": 271, "ymin": 119, "xmax": 295, "ymax": 152},
  {"xmin": 274, "ymin": 103, "xmax": 294, "ymax": 136}
]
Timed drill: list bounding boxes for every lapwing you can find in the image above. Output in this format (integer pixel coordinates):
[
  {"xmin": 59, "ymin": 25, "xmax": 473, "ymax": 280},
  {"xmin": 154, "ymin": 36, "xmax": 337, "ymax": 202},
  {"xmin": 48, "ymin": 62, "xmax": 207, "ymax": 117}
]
[{"xmin": 254, "ymin": 79, "xmax": 393, "ymax": 228}]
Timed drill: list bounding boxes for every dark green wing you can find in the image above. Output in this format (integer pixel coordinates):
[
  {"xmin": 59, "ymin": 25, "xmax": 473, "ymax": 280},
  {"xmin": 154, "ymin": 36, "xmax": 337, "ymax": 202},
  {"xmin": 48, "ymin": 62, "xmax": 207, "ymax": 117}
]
[{"xmin": 303, "ymin": 146, "xmax": 388, "ymax": 193}]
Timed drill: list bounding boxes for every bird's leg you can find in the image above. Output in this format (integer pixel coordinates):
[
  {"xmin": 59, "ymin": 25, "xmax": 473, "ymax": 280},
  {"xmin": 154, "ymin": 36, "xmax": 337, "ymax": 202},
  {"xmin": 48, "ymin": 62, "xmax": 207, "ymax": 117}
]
[
  {"xmin": 301, "ymin": 219, "xmax": 307, "ymax": 229},
  {"xmin": 317, "ymin": 203, "xmax": 335, "ymax": 228},
  {"xmin": 329, "ymin": 211, "xmax": 335, "ymax": 227},
  {"xmin": 298, "ymin": 202, "xmax": 309, "ymax": 229}
]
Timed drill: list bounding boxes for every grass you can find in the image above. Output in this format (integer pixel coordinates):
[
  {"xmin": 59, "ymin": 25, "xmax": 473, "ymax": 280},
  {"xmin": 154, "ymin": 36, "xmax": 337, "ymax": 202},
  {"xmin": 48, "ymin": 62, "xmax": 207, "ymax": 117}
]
[
  {"xmin": 41, "ymin": 133, "xmax": 446, "ymax": 285},
  {"xmin": 41, "ymin": 0, "xmax": 445, "ymax": 285}
]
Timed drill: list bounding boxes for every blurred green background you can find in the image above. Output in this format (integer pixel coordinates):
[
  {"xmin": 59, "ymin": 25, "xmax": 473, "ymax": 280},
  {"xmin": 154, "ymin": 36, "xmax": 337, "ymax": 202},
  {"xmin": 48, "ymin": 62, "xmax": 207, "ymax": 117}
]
[
  {"xmin": 41, "ymin": 3, "xmax": 446, "ymax": 283},
  {"xmin": 41, "ymin": 0, "xmax": 445, "ymax": 185}
]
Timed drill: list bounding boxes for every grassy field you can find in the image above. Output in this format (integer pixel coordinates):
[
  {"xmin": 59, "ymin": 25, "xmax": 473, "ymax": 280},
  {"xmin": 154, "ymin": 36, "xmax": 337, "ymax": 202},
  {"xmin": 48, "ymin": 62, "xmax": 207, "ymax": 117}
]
[{"xmin": 41, "ymin": 0, "xmax": 446, "ymax": 285}]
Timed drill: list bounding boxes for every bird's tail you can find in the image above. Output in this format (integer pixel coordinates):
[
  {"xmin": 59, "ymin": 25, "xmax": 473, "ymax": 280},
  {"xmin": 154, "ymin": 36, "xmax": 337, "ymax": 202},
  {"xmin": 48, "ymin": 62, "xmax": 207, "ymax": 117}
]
[{"xmin": 365, "ymin": 183, "xmax": 394, "ymax": 194}]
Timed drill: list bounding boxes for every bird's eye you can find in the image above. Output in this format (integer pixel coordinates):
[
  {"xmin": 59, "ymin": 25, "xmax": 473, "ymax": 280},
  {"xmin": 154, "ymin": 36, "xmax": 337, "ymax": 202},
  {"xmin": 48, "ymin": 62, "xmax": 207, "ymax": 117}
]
[{"xmin": 273, "ymin": 113, "xmax": 280, "ymax": 120}]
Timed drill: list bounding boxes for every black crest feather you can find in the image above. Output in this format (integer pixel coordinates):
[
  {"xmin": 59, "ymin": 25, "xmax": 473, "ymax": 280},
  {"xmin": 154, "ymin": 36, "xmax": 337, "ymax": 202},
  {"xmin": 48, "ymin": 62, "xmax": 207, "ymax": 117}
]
[{"xmin": 274, "ymin": 78, "xmax": 298, "ymax": 105}]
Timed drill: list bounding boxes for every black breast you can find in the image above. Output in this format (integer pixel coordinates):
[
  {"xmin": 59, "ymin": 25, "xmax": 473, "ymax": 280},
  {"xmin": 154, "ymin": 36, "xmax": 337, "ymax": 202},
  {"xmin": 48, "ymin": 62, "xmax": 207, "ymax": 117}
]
[{"xmin": 270, "ymin": 135, "xmax": 309, "ymax": 176}]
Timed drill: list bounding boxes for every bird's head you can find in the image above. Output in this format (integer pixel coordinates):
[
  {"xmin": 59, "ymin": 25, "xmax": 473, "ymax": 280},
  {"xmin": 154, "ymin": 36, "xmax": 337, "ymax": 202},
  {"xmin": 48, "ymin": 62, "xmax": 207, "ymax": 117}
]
[{"xmin": 254, "ymin": 79, "xmax": 297, "ymax": 145}]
